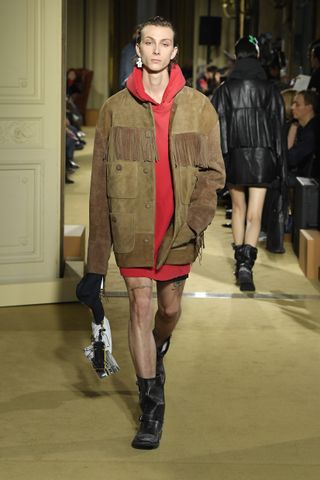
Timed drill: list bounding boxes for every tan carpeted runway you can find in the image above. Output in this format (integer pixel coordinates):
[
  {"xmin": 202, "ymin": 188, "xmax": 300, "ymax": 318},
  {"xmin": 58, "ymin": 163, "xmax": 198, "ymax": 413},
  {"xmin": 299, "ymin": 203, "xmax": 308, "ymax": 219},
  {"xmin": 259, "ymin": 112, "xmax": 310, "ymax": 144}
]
[{"xmin": 1, "ymin": 128, "xmax": 320, "ymax": 480}]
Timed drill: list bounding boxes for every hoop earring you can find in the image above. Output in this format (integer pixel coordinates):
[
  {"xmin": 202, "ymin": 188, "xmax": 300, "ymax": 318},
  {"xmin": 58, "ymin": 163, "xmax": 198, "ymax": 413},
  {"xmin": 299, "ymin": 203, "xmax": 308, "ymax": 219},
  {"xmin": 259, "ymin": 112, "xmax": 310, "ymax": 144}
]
[{"xmin": 136, "ymin": 57, "xmax": 143, "ymax": 68}]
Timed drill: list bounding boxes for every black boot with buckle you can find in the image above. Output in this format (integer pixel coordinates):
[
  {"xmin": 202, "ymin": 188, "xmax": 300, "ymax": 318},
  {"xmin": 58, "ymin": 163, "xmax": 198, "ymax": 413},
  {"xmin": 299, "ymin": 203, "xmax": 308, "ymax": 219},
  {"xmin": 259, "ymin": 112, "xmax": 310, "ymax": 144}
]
[
  {"xmin": 131, "ymin": 375, "xmax": 165, "ymax": 450},
  {"xmin": 238, "ymin": 244, "xmax": 258, "ymax": 292},
  {"xmin": 232, "ymin": 244, "xmax": 244, "ymax": 281}
]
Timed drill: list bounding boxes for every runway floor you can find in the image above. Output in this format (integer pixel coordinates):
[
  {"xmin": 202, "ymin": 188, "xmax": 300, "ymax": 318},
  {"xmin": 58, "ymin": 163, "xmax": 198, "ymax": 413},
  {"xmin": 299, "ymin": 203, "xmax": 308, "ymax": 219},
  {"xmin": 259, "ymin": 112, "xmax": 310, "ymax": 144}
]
[{"xmin": 1, "ymin": 128, "xmax": 320, "ymax": 480}]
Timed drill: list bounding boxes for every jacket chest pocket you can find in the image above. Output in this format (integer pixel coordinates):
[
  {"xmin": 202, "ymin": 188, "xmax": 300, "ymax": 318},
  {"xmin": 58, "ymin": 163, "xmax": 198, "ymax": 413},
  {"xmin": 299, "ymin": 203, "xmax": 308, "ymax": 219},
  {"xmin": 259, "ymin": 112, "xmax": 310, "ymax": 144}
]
[{"xmin": 107, "ymin": 161, "xmax": 138, "ymax": 198}]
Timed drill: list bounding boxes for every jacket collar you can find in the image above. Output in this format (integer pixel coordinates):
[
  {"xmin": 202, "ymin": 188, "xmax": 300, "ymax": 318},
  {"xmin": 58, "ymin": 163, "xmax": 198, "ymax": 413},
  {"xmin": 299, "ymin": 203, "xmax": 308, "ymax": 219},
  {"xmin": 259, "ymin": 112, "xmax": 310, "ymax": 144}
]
[{"xmin": 229, "ymin": 58, "xmax": 267, "ymax": 81}]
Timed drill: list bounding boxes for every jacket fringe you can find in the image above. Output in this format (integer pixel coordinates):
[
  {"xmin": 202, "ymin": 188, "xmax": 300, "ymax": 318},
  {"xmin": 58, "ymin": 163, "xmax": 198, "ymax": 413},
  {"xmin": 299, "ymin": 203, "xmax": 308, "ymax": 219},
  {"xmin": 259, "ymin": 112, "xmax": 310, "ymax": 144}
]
[
  {"xmin": 109, "ymin": 126, "xmax": 157, "ymax": 162},
  {"xmin": 170, "ymin": 124, "xmax": 221, "ymax": 169},
  {"xmin": 196, "ymin": 232, "xmax": 205, "ymax": 264}
]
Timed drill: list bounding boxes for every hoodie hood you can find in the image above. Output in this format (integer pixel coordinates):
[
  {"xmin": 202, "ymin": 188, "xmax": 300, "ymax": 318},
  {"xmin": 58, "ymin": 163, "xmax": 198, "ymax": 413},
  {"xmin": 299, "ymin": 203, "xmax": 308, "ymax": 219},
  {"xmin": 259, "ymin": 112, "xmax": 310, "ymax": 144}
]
[
  {"xmin": 229, "ymin": 57, "xmax": 267, "ymax": 81},
  {"xmin": 126, "ymin": 64, "xmax": 186, "ymax": 106}
]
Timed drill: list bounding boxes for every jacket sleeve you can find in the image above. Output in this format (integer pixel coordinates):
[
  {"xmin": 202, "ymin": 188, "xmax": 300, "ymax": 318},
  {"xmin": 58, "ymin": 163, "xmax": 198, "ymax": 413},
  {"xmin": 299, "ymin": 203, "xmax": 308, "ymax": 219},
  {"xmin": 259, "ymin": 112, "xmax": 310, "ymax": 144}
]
[
  {"xmin": 211, "ymin": 84, "xmax": 229, "ymax": 156},
  {"xmin": 187, "ymin": 99, "xmax": 226, "ymax": 235},
  {"xmin": 86, "ymin": 103, "xmax": 112, "ymax": 275}
]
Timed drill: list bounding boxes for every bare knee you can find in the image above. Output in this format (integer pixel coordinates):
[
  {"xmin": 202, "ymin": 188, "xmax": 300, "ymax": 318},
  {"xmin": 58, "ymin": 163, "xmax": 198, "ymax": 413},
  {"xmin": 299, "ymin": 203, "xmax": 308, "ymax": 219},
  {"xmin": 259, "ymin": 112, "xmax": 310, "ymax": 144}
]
[
  {"xmin": 232, "ymin": 202, "xmax": 246, "ymax": 218},
  {"xmin": 246, "ymin": 210, "xmax": 262, "ymax": 226},
  {"xmin": 129, "ymin": 289, "xmax": 153, "ymax": 330},
  {"xmin": 158, "ymin": 302, "xmax": 181, "ymax": 321}
]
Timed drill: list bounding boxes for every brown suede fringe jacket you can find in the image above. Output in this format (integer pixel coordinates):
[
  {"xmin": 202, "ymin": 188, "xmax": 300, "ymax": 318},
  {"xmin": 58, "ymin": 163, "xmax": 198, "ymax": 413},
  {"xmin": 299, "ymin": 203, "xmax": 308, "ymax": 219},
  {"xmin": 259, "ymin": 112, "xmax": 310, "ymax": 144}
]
[{"xmin": 87, "ymin": 86, "xmax": 226, "ymax": 275}]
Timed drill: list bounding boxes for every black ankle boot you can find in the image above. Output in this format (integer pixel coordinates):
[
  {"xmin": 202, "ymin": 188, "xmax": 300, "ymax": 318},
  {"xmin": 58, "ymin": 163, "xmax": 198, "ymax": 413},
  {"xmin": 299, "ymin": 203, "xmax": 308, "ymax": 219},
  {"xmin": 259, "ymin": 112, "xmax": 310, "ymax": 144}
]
[
  {"xmin": 155, "ymin": 335, "xmax": 171, "ymax": 385},
  {"xmin": 232, "ymin": 244, "xmax": 244, "ymax": 280},
  {"xmin": 131, "ymin": 376, "xmax": 165, "ymax": 449},
  {"xmin": 238, "ymin": 244, "xmax": 257, "ymax": 292}
]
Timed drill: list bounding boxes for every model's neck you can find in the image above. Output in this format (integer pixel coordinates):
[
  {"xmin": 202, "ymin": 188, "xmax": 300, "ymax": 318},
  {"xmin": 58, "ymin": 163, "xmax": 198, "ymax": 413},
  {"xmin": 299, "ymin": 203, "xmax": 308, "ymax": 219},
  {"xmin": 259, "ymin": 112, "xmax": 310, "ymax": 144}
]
[{"xmin": 142, "ymin": 68, "xmax": 170, "ymax": 103}]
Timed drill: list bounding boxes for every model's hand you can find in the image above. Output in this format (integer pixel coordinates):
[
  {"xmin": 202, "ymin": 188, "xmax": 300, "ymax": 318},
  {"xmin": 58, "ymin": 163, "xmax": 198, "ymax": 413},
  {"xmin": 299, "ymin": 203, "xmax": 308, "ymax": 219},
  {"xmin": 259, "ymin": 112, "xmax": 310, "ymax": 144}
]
[{"xmin": 76, "ymin": 273, "xmax": 105, "ymax": 323}]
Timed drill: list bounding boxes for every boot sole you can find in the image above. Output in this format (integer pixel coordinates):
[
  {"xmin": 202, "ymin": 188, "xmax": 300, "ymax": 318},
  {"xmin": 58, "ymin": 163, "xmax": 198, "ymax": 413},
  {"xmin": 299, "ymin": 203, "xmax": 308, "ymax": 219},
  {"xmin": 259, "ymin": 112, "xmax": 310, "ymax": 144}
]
[
  {"xmin": 131, "ymin": 429, "xmax": 162, "ymax": 450},
  {"xmin": 131, "ymin": 440, "xmax": 160, "ymax": 450},
  {"xmin": 240, "ymin": 283, "xmax": 255, "ymax": 292}
]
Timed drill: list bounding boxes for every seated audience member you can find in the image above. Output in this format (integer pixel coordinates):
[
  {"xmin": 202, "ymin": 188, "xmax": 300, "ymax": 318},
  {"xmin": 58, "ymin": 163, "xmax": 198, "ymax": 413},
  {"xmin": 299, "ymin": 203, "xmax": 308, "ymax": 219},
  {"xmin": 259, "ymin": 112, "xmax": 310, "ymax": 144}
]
[
  {"xmin": 287, "ymin": 90, "xmax": 320, "ymax": 185},
  {"xmin": 67, "ymin": 68, "xmax": 83, "ymax": 97},
  {"xmin": 66, "ymin": 96, "xmax": 83, "ymax": 131},
  {"xmin": 196, "ymin": 65, "xmax": 221, "ymax": 98},
  {"xmin": 66, "ymin": 69, "xmax": 85, "ymax": 129},
  {"xmin": 65, "ymin": 118, "xmax": 81, "ymax": 184},
  {"xmin": 281, "ymin": 88, "xmax": 297, "ymax": 121},
  {"xmin": 308, "ymin": 44, "xmax": 320, "ymax": 95},
  {"xmin": 267, "ymin": 59, "xmax": 290, "ymax": 91}
]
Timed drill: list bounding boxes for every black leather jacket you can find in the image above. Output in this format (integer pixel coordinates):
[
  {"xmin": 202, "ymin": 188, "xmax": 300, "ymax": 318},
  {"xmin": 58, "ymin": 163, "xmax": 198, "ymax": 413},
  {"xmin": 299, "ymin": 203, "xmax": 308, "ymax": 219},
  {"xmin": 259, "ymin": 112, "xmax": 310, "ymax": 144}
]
[{"xmin": 212, "ymin": 58, "xmax": 286, "ymax": 186}]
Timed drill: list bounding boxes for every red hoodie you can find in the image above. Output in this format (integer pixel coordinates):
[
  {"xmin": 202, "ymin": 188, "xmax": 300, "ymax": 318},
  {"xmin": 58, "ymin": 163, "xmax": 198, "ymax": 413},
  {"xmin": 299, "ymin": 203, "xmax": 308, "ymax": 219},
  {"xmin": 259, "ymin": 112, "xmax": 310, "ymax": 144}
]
[{"xmin": 120, "ymin": 65, "xmax": 191, "ymax": 281}]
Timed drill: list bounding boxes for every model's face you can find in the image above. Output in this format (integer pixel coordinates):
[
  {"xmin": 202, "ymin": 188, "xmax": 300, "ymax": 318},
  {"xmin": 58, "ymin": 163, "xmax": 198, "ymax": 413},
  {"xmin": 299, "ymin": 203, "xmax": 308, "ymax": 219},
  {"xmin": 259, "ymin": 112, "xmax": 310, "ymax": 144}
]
[
  {"xmin": 136, "ymin": 25, "xmax": 177, "ymax": 72},
  {"xmin": 291, "ymin": 94, "xmax": 312, "ymax": 122}
]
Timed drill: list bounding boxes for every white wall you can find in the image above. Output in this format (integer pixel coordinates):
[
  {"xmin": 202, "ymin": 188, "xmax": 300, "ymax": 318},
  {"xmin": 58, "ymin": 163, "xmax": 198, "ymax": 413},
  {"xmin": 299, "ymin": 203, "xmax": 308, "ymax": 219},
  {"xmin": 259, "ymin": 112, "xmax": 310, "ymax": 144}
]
[
  {"xmin": 86, "ymin": 0, "xmax": 110, "ymax": 108},
  {"xmin": 0, "ymin": 0, "xmax": 80, "ymax": 306}
]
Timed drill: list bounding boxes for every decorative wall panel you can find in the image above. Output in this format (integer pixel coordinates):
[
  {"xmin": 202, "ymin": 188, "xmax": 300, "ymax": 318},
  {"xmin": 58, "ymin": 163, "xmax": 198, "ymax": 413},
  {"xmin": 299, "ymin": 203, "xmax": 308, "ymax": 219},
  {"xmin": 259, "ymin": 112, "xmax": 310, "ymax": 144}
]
[
  {"xmin": 0, "ymin": 0, "xmax": 63, "ymax": 289},
  {"xmin": 0, "ymin": 164, "xmax": 42, "ymax": 263},
  {"xmin": 0, "ymin": 0, "xmax": 43, "ymax": 103},
  {"xmin": 0, "ymin": 118, "xmax": 43, "ymax": 148}
]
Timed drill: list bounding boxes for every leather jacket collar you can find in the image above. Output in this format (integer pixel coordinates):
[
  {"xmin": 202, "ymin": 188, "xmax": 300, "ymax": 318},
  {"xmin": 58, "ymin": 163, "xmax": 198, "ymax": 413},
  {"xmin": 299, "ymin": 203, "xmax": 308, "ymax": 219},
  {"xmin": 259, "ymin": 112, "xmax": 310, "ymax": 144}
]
[{"xmin": 229, "ymin": 58, "xmax": 267, "ymax": 81}]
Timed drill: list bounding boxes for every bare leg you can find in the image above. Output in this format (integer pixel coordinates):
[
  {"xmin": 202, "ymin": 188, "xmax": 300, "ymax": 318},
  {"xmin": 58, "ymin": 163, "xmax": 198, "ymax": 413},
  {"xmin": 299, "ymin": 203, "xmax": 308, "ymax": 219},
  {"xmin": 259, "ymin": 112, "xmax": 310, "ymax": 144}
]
[
  {"xmin": 245, "ymin": 187, "xmax": 267, "ymax": 247},
  {"xmin": 126, "ymin": 277, "xmax": 166, "ymax": 450},
  {"xmin": 124, "ymin": 277, "xmax": 155, "ymax": 378},
  {"xmin": 230, "ymin": 186, "xmax": 247, "ymax": 245},
  {"xmin": 154, "ymin": 278, "xmax": 186, "ymax": 347}
]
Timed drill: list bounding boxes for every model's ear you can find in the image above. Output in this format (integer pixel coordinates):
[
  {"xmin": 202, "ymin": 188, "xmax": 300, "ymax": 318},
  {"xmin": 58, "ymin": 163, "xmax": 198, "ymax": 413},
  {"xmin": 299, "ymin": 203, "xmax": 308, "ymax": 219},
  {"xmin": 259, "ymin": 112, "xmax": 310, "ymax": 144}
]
[
  {"xmin": 170, "ymin": 46, "xmax": 178, "ymax": 61},
  {"xmin": 135, "ymin": 44, "xmax": 141, "ymax": 57}
]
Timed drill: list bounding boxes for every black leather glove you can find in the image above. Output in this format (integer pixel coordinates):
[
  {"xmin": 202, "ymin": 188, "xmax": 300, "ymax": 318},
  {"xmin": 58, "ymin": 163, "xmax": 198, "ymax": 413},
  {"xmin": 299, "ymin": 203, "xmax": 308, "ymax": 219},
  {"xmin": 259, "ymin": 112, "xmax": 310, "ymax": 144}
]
[{"xmin": 76, "ymin": 273, "xmax": 104, "ymax": 324}]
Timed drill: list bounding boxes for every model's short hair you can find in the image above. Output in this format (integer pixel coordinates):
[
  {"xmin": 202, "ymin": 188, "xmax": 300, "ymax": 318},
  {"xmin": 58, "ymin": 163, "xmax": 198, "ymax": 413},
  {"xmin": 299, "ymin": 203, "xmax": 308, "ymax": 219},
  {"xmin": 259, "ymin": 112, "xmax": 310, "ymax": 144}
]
[
  {"xmin": 135, "ymin": 16, "xmax": 178, "ymax": 64},
  {"xmin": 235, "ymin": 36, "xmax": 260, "ymax": 59},
  {"xmin": 136, "ymin": 16, "xmax": 178, "ymax": 46},
  {"xmin": 297, "ymin": 90, "xmax": 319, "ymax": 114}
]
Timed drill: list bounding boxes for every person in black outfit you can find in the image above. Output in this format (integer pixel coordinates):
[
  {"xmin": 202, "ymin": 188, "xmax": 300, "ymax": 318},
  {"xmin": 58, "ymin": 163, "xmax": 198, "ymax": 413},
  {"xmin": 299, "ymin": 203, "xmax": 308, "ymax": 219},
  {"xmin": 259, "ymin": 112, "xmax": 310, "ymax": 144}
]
[
  {"xmin": 66, "ymin": 68, "xmax": 85, "ymax": 130},
  {"xmin": 118, "ymin": 31, "xmax": 137, "ymax": 89},
  {"xmin": 287, "ymin": 90, "xmax": 320, "ymax": 185},
  {"xmin": 212, "ymin": 36, "xmax": 286, "ymax": 291},
  {"xmin": 308, "ymin": 45, "xmax": 320, "ymax": 95}
]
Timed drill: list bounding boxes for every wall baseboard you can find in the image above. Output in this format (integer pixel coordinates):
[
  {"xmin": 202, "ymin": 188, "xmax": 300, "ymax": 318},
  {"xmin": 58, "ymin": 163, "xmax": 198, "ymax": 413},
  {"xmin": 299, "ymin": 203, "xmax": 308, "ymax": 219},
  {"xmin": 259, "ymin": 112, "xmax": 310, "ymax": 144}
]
[{"xmin": 0, "ymin": 261, "xmax": 83, "ymax": 307}]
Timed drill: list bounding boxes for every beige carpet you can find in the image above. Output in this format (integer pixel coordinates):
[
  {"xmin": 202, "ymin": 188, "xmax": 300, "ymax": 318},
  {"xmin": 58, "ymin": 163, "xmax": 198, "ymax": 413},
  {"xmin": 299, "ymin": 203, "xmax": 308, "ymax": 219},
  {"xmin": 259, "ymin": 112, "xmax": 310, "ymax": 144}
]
[{"xmin": 1, "ymin": 127, "xmax": 320, "ymax": 480}]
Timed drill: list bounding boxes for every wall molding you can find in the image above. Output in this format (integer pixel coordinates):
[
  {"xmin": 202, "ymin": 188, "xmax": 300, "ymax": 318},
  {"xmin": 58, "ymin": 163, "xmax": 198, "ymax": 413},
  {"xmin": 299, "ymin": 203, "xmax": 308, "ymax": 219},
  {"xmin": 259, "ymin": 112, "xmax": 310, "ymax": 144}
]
[
  {"xmin": 0, "ymin": 0, "xmax": 44, "ymax": 104},
  {"xmin": 0, "ymin": 118, "xmax": 43, "ymax": 148},
  {"xmin": 0, "ymin": 163, "xmax": 43, "ymax": 264}
]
